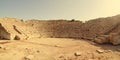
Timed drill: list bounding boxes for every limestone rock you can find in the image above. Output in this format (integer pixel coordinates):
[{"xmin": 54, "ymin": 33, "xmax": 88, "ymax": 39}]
[
  {"xmin": 94, "ymin": 35, "xmax": 109, "ymax": 44},
  {"xmin": 74, "ymin": 52, "xmax": 82, "ymax": 56},
  {"xmin": 96, "ymin": 49, "xmax": 104, "ymax": 53},
  {"xmin": 109, "ymin": 33, "xmax": 120, "ymax": 45}
]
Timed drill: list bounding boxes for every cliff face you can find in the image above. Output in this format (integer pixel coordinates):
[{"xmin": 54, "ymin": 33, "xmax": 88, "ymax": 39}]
[{"xmin": 0, "ymin": 15, "xmax": 120, "ymax": 45}]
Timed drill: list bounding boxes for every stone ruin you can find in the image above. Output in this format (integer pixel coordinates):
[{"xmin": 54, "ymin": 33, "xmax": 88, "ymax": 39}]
[{"xmin": 0, "ymin": 15, "xmax": 120, "ymax": 45}]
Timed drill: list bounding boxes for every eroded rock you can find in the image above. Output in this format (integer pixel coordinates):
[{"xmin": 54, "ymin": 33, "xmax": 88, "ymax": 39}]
[
  {"xmin": 24, "ymin": 55, "xmax": 34, "ymax": 60},
  {"xmin": 109, "ymin": 33, "xmax": 120, "ymax": 45},
  {"xmin": 94, "ymin": 35, "xmax": 109, "ymax": 44},
  {"xmin": 74, "ymin": 52, "xmax": 82, "ymax": 56},
  {"xmin": 96, "ymin": 49, "xmax": 104, "ymax": 53}
]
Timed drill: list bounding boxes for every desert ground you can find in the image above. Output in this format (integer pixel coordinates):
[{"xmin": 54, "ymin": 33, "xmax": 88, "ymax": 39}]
[{"xmin": 0, "ymin": 38, "xmax": 120, "ymax": 60}]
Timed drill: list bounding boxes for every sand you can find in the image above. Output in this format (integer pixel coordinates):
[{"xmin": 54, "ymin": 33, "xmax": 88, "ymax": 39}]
[{"xmin": 0, "ymin": 38, "xmax": 120, "ymax": 60}]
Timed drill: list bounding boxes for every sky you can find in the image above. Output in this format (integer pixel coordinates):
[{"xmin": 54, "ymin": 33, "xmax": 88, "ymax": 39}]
[{"xmin": 0, "ymin": 0, "xmax": 120, "ymax": 21}]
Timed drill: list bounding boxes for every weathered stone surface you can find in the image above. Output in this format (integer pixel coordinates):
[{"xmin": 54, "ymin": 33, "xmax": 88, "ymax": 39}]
[
  {"xmin": 94, "ymin": 35, "xmax": 109, "ymax": 44},
  {"xmin": 109, "ymin": 33, "xmax": 120, "ymax": 45}
]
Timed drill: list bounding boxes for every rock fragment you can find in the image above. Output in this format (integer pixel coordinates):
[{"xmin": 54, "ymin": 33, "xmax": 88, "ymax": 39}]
[
  {"xmin": 0, "ymin": 45, "xmax": 4, "ymax": 49},
  {"xmin": 24, "ymin": 55, "xmax": 34, "ymax": 60},
  {"xmin": 109, "ymin": 33, "xmax": 120, "ymax": 45},
  {"xmin": 36, "ymin": 50, "xmax": 40, "ymax": 53},
  {"xmin": 74, "ymin": 52, "xmax": 82, "ymax": 56},
  {"xmin": 96, "ymin": 49, "xmax": 104, "ymax": 53},
  {"xmin": 0, "ymin": 45, "xmax": 2, "ymax": 49},
  {"xmin": 94, "ymin": 35, "xmax": 109, "ymax": 44}
]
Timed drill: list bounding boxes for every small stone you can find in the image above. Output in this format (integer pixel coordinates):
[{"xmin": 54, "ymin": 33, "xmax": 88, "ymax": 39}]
[
  {"xmin": 74, "ymin": 52, "xmax": 81, "ymax": 56},
  {"xmin": 36, "ymin": 50, "xmax": 40, "ymax": 53},
  {"xmin": 54, "ymin": 45, "xmax": 58, "ymax": 47},
  {"xmin": 58, "ymin": 54, "xmax": 65, "ymax": 58},
  {"xmin": 59, "ymin": 55, "xmax": 64, "ymax": 58},
  {"xmin": 3, "ymin": 47, "xmax": 10, "ymax": 50},
  {"xmin": 0, "ymin": 46, "xmax": 2, "ymax": 49},
  {"xmin": 24, "ymin": 55, "xmax": 34, "ymax": 60},
  {"xmin": 96, "ymin": 49, "xmax": 104, "ymax": 53},
  {"xmin": 54, "ymin": 45, "xmax": 61, "ymax": 47},
  {"xmin": 57, "ymin": 54, "xmax": 67, "ymax": 60},
  {"xmin": 0, "ymin": 45, "xmax": 3, "ymax": 49}
]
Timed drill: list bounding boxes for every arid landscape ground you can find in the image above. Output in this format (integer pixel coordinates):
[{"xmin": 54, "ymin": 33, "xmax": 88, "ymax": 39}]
[
  {"xmin": 0, "ymin": 15, "xmax": 120, "ymax": 60},
  {"xmin": 0, "ymin": 38, "xmax": 120, "ymax": 60}
]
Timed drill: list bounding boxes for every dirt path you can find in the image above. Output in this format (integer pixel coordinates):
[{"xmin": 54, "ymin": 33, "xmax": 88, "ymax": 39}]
[{"xmin": 0, "ymin": 38, "xmax": 120, "ymax": 60}]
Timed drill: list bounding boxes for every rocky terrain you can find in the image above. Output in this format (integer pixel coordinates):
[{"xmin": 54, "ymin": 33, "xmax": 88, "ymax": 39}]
[{"xmin": 0, "ymin": 15, "xmax": 120, "ymax": 60}]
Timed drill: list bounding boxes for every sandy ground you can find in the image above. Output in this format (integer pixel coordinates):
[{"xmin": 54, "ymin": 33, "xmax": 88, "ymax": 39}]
[{"xmin": 0, "ymin": 38, "xmax": 120, "ymax": 60}]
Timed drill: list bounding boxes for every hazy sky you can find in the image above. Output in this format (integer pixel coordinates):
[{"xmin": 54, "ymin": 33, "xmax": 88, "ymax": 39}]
[{"xmin": 0, "ymin": 0, "xmax": 120, "ymax": 21}]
